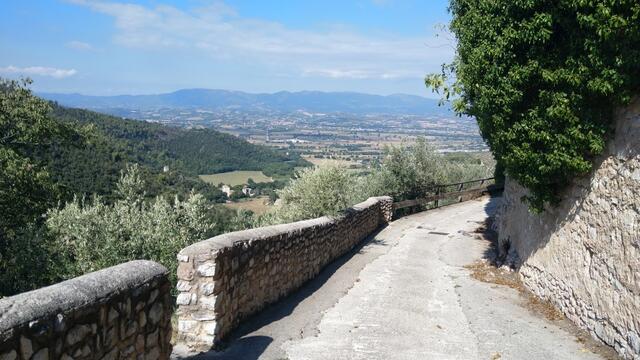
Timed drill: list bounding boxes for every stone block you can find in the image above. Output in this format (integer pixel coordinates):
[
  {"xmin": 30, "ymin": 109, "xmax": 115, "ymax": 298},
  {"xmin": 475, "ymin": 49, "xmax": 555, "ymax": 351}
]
[
  {"xmin": 176, "ymin": 281, "xmax": 192, "ymax": 292},
  {"xmin": 73, "ymin": 345, "xmax": 91, "ymax": 358},
  {"xmin": 203, "ymin": 321, "xmax": 218, "ymax": 336},
  {"xmin": 107, "ymin": 308, "xmax": 119, "ymax": 324},
  {"xmin": 148, "ymin": 290, "xmax": 159, "ymax": 304},
  {"xmin": 200, "ymin": 283, "xmax": 215, "ymax": 296},
  {"xmin": 104, "ymin": 326, "xmax": 117, "ymax": 348},
  {"xmin": 32, "ymin": 348, "xmax": 49, "ymax": 360},
  {"xmin": 177, "ymin": 263, "xmax": 195, "ymax": 281},
  {"xmin": 176, "ymin": 293, "xmax": 191, "ymax": 306},
  {"xmin": 147, "ymin": 303, "xmax": 163, "ymax": 325},
  {"xmin": 178, "ymin": 320, "xmax": 198, "ymax": 334},
  {"xmin": 67, "ymin": 324, "xmax": 93, "ymax": 346},
  {"xmin": 145, "ymin": 347, "xmax": 160, "ymax": 360},
  {"xmin": 197, "ymin": 263, "xmax": 217, "ymax": 277},
  {"xmin": 0, "ymin": 350, "xmax": 17, "ymax": 360},
  {"xmin": 19, "ymin": 336, "xmax": 33, "ymax": 359},
  {"xmin": 146, "ymin": 329, "xmax": 159, "ymax": 348},
  {"xmin": 125, "ymin": 321, "xmax": 138, "ymax": 337},
  {"xmin": 100, "ymin": 348, "xmax": 117, "ymax": 360},
  {"xmin": 54, "ymin": 314, "xmax": 66, "ymax": 333},
  {"xmin": 135, "ymin": 334, "xmax": 145, "ymax": 352}
]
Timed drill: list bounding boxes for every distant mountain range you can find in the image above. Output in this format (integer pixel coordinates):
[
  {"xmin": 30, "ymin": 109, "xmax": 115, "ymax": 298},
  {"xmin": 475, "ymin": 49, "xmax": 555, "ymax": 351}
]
[{"xmin": 39, "ymin": 89, "xmax": 450, "ymax": 115}]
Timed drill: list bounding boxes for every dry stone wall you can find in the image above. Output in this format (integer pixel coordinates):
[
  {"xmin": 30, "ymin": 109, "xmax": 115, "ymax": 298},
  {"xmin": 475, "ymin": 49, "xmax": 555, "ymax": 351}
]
[
  {"xmin": 497, "ymin": 99, "xmax": 640, "ymax": 358},
  {"xmin": 0, "ymin": 261, "xmax": 173, "ymax": 360},
  {"xmin": 175, "ymin": 196, "xmax": 393, "ymax": 352}
]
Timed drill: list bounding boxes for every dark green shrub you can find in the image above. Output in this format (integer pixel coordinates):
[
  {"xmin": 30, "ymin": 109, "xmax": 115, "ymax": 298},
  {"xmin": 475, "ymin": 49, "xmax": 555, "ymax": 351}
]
[{"xmin": 428, "ymin": 0, "xmax": 640, "ymax": 211}]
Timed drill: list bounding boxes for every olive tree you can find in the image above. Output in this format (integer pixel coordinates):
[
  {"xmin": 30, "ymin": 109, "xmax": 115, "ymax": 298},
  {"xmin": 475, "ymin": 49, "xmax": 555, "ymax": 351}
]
[{"xmin": 46, "ymin": 164, "xmax": 217, "ymax": 287}]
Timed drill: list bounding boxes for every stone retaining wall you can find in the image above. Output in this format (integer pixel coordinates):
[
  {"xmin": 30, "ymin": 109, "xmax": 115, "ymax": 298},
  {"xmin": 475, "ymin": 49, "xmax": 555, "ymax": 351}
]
[
  {"xmin": 175, "ymin": 196, "xmax": 393, "ymax": 352},
  {"xmin": 0, "ymin": 260, "xmax": 173, "ymax": 360},
  {"xmin": 497, "ymin": 99, "xmax": 640, "ymax": 358}
]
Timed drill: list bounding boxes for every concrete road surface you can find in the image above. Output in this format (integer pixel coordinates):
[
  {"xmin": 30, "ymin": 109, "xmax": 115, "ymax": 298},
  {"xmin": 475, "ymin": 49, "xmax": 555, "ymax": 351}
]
[{"xmin": 177, "ymin": 196, "xmax": 615, "ymax": 360}]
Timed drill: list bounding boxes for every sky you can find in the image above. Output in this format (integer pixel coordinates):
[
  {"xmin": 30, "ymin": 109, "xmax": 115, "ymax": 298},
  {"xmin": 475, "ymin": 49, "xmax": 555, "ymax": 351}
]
[{"xmin": 0, "ymin": 0, "xmax": 454, "ymax": 96}]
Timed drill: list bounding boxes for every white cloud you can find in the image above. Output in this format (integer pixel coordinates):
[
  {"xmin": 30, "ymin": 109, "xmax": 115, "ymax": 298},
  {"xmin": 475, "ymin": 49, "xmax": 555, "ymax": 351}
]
[
  {"xmin": 68, "ymin": 0, "xmax": 453, "ymax": 81},
  {"xmin": 0, "ymin": 65, "xmax": 77, "ymax": 79},
  {"xmin": 66, "ymin": 40, "xmax": 95, "ymax": 51},
  {"xmin": 303, "ymin": 68, "xmax": 421, "ymax": 80}
]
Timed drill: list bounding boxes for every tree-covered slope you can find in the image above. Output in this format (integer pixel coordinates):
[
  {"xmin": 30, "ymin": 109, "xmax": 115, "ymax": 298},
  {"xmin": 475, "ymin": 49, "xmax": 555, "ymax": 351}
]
[{"xmin": 33, "ymin": 104, "xmax": 307, "ymax": 200}]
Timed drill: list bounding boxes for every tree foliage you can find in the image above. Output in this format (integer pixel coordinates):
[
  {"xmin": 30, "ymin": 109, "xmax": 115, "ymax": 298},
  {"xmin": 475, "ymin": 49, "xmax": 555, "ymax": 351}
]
[
  {"xmin": 266, "ymin": 165, "xmax": 363, "ymax": 224},
  {"xmin": 0, "ymin": 78, "xmax": 77, "ymax": 295},
  {"xmin": 0, "ymin": 78, "xmax": 71, "ymax": 236},
  {"xmin": 45, "ymin": 165, "xmax": 218, "ymax": 288},
  {"xmin": 427, "ymin": 0, "xmax": 640, "ymax": 211},
  {"xmin": 358, "ymin": 138, "xmax": 494, "ymax": 202}
]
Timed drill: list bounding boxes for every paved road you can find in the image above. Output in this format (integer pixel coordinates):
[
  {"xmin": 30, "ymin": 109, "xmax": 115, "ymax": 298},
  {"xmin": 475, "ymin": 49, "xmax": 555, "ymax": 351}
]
[{"xmin": 183, "ymin": 196, "xmax": 612, "ymax": 360}]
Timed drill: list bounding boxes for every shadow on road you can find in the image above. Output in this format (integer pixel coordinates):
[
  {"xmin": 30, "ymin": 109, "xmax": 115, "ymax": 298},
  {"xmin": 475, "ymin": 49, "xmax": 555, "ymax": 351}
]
[
  {"xmin": 184, "ymin": 336, "xmax": 273, "ymax": 360},
  {"xmin": 466, "ymin": 194, "xmax": 502, "ymax": 264}
]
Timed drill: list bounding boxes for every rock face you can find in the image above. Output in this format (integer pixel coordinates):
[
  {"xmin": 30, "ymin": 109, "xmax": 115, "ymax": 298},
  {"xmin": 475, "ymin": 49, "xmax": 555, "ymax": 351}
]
[
  {"xmin": 0, "ymin": 261, "xmax": 173, "ymax": 360},
  {"xmin": 175, "ymin": 196, "xmax": 393, "ymax": 352},
  {"xmin": 497, "ymin": 99, "xmax": 640, "ymax": 358}
]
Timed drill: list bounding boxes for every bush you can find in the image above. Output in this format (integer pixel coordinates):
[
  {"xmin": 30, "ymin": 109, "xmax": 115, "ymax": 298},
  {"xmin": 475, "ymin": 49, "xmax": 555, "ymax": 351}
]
[
  {"xmin": 0, "ymin": 223, "xmax": 57, "ymax": 296},
  {"xmin": 45, "ymin": 165, "xmax": 217, "ymax": 287},
  {"xmin": 428, "ymin": 0, "xmax": 640, "ymax": 211},
  {"xmin": 263, "ymin": 165, "xmax": 365, "ymax": 224},
  {"xmin": 0, "ymin": 78, "xmax": 77, "ymax": 296},
  {"xmin": 361, "ymin": 138, "xmax": 494, "ymax": 201}
]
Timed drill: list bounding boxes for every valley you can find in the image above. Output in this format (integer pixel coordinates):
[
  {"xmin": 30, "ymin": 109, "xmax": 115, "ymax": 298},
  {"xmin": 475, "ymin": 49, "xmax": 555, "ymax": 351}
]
[
  {"xmin": 79, "ymin": 107, "xmax": 488, "ymax": 169},
  {"xmin": 41, "ymin": 89, "xmax": 489, "ymax": 172}
]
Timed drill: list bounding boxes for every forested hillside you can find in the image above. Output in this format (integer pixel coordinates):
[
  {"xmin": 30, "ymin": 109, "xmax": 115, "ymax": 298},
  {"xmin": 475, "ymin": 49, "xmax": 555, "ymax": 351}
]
[{"xmin": 32, "ymin": 104, "xmax": 307, "ymax": 201}]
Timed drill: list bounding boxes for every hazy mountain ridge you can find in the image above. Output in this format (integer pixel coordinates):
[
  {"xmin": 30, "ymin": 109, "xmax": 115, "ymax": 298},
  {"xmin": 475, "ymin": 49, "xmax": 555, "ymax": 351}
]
[{"xmin": 39, "ymin": 89, "xmax": 450, "ymax": 115}]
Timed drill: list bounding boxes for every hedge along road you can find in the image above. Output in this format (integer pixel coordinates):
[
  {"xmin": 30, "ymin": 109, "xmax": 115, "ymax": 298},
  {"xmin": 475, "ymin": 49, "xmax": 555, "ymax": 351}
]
[{"xmin": 177, "ymin": 196, "xmax": 616, "ymax": 360}]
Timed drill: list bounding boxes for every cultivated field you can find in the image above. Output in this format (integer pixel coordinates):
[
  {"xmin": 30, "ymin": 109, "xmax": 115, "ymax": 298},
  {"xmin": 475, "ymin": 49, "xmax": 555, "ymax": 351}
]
[
  {"xmin": 302, "ymin": 156, "xmax": 360, "ymax": 168},
  {"xmin": 224, "ymin": 196, "xmax": 272, "ymax": 215},
  {"xmin": 199, "ymin": 171, "xmax": 273, "ymax": 186}
]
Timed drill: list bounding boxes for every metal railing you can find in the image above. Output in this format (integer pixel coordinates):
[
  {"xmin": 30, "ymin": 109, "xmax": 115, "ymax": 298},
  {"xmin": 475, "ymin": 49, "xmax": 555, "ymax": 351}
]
[{"xmin": 392, "ymin": 177, "xmax": 502, "ymax": 211}]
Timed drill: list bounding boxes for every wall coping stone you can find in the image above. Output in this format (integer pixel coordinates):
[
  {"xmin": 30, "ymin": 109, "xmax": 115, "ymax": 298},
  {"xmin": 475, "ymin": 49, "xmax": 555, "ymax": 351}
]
[
  {"xmin": 179, "ymin": 196, "xmax": 391, "ymax": 257},
  {"xmin": 0, "ymin": 260, "xmax": 167, "ymax": 334}
]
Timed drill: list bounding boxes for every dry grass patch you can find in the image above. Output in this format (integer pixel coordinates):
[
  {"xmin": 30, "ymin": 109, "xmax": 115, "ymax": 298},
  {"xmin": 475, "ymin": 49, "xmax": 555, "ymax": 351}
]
[
  {"xmin": 464, "ymin": 260, "xmax": 564, "ymax": 321},
  {"xmin": 199, "ymin": 171, "xmax": 273, "ymax": 186},
  {"xmin": 224, "ymin": 196, "xmax": 272, "ymax": 215}
]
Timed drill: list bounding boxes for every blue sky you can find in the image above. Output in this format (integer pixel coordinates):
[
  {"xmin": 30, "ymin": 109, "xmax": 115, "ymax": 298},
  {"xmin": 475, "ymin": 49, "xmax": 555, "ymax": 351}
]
[{"xmin": 0, "ymin": 0, "xmax": 454, "ymax": 96}]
